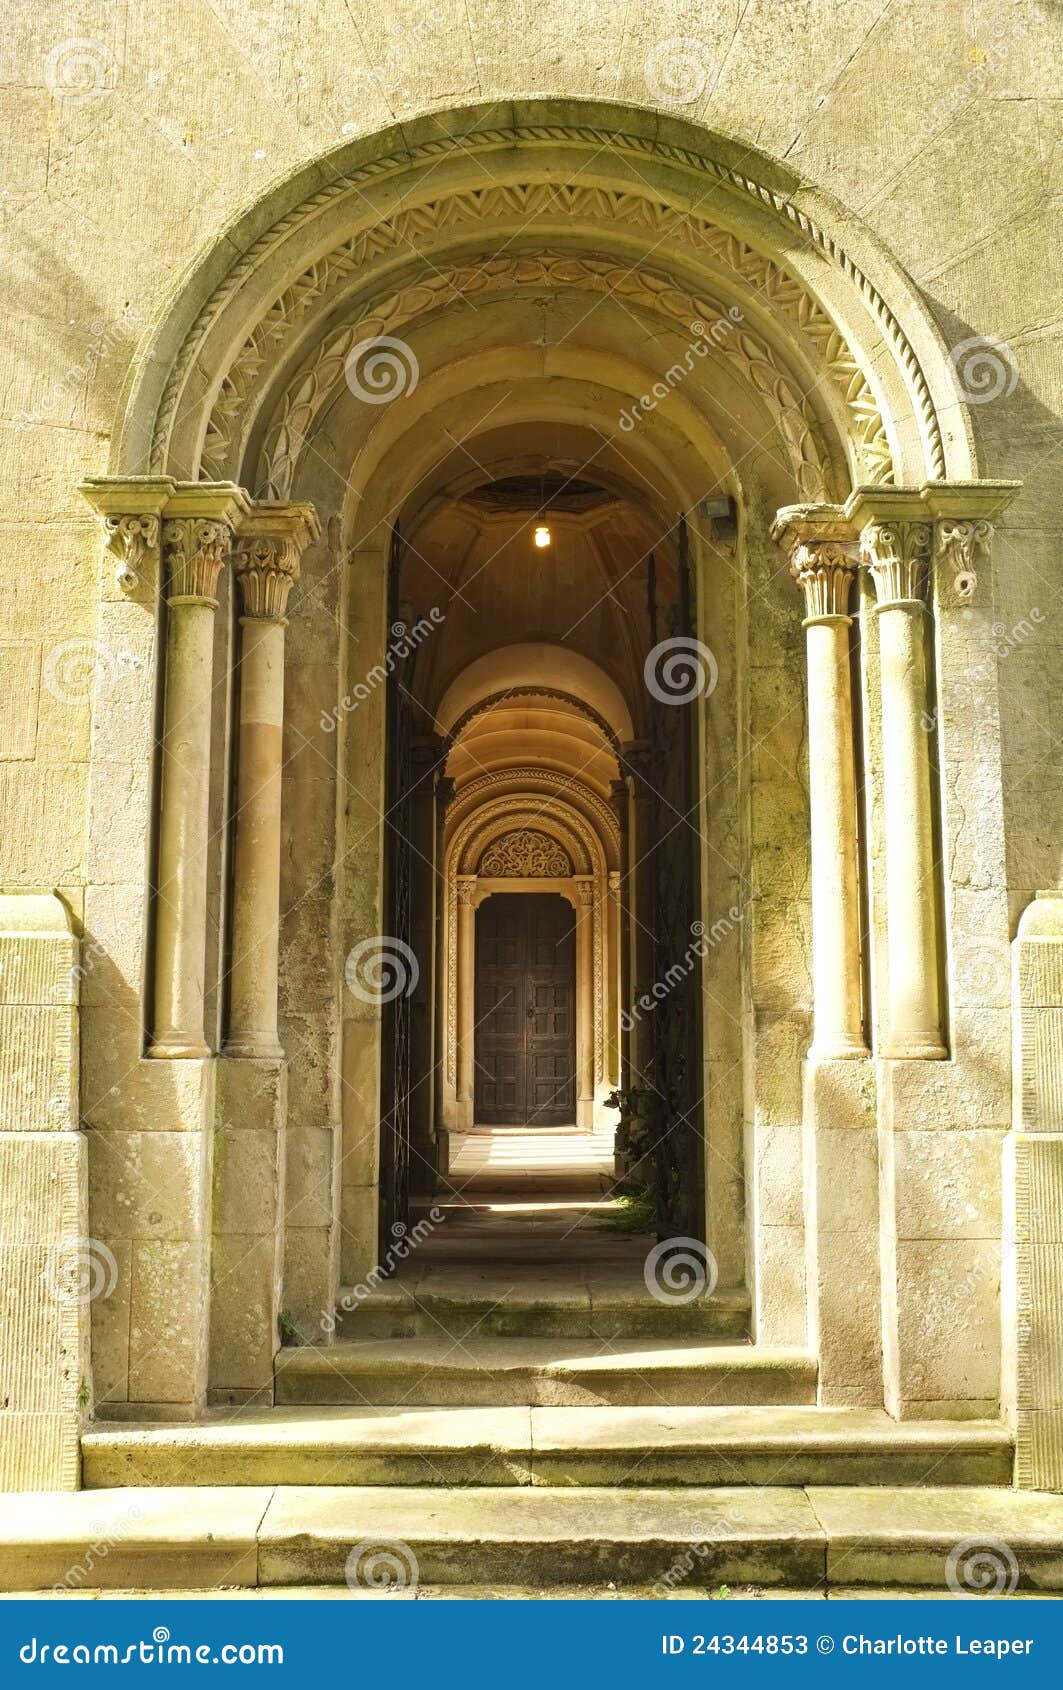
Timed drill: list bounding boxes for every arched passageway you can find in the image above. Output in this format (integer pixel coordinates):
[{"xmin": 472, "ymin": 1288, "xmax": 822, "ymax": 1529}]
[{"xmin": 71, "ymin": 99, "xmax": 1016, "ymax": 1433}]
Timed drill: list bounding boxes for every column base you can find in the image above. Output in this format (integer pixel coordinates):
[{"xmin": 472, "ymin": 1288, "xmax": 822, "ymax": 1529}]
[
  {"xmin": 808, "ymin": 1037, "xmax": 870, "ymax": 1061},
  {"xmin": 882, "ymin": 1039, "xmax": 948, "ymax": 1060},
  {"xmin": 222, "ymin": 1039, "xmax": 285, "ymax": 1061},
  {"xmin": 147, "ymin": 1038, "xmax": 211, "ymax": 1059}
]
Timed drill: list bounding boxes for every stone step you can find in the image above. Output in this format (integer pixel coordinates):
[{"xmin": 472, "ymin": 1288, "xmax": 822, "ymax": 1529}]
[
  {"xmin": 4, "ymin": 1486, "xmax": 1063, "ymax": 1593},
  {"xmin": 83, "ymin": 1405, "xmax": 1014, "ymax": 1490},
  {"xmin": 274, "ymin": 1338, "xmax": 815, "ymax": 1407},
  {"xmin": 333, "ymin": 1268, "xmax": 750, "ymax": 1340}
]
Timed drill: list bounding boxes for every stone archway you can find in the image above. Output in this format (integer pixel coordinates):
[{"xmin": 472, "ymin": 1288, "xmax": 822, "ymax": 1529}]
[{"xmin": 69, "ymin": 98, "xmax": 1018, "ymax": 1438}]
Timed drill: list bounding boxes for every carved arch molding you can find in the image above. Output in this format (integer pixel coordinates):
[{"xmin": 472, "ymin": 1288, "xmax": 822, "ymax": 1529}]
[{"xmin": 143, "ymin": 119, "xmax": 954, "ymax": 489}]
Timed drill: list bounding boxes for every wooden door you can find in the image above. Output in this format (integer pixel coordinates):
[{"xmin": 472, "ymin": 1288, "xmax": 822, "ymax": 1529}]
[{"xmin": 474, "ymin": 893, "xmax": 576, "ymax": 1125}]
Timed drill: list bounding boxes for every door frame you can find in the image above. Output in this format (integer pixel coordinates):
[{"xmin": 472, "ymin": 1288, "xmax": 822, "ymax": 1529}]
[
  {"xmin": 473, "ymin": 890, "xmax": 578, "ymax": 1126},
  {"xmin": 454, "ymin": 875, "xmax": 597, "ymax": 1129}
]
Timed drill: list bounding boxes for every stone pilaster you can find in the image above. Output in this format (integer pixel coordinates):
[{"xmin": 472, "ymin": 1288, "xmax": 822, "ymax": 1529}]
[
  {"xmin": 150, "ymin": 483, "xmax": 249, "ymax": 1058},
  {"xmin": 0, "ymin": 893, "xmax": 87, "ymax": 1489},
  {"xmin": 850, "ymin": 480, "xmax": 1019, "ymax": 1419},
  {"xmin": 575, "ymin": 874, "xmax": 595, "ymax": 1124},
  {"xmin": 455, "ymin": 876, "xmax": 476, "ymax": 1124}
]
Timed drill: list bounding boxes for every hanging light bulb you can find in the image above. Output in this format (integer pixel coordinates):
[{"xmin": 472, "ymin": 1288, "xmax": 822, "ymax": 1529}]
[{"xmin": 534, "ymin": 523, "xmax": 552, "ymax": 548}]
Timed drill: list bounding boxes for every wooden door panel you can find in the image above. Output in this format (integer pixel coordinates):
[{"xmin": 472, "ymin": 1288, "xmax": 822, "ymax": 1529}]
[{"xmin": 474, "ymin": 892, "xmax": 576, "ymax": 1125}]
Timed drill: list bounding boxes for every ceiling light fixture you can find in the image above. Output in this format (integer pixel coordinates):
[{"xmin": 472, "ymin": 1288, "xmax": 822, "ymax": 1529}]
[{"xmin": 534, "ymin": 523, "xmax": 552, "ymax": 548}]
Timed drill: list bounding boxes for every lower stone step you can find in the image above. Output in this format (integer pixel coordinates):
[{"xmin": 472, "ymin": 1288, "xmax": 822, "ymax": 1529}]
[
  {"xmin": 83, "ymin": 1406, "xmax": 1014, "ymax": 1490},
  {"xmin": 3, "ymin": 1487, "xmax": 1063, "ymax": 1593},
  {"xmin": 274, "ymin": 1339, "xmax": 815, "ymax": 1407},
  {"xmin": 333, "ymin": 1273, "xmax": 750, "ymax": 1341}
]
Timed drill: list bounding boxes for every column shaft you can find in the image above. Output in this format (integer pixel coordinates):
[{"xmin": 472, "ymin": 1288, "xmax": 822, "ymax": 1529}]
[
  {"xmin": 772, "ymin": 510, "xmax": 867, "ymax": 1060},
  {"xmin": 150, "ymin": 518, "xmax": 231, "ymax": 1057},
  {"xmin": 456, "ymin": 881, "xmax": 476, "ymax": 1112},
  {"xmin": 576, "ymin": 880, "xmax": 595, "ymax": 1111},
  {"xmin": 225, "ymin": 617, "xmax": 286, "ymax": 1056},
  {"xmin": 805, "ymin": 615, "xmax": 866, "ymax": 1057},
  {"xmin": 861, "ymin": 516, "xmax": 946, "ymax": 1059}
]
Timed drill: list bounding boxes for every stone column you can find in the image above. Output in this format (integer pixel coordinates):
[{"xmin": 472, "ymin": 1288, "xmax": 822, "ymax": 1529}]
[
  {"xmin": 621, "ymin": 743, "xmax": 655, "ymax": 1080},
  {"xmin": 772, "ymin": 506, "xmax": 879, "ymax": 1404},
  {"xmin": 224, "ymin": 503, "xmax": 319, "ymax": 1058},
  {"xmin": 848, "ymin": 490, "xmax": 944, "ymax": 1060},
  {"xmin": 607, "ymin": 870, "xmax": 622, "ymax": 1088},
  {"xmin": 150, "ymin": 484, "xmax": 249, "ymax": 1058},
  {"xmin": 455, "ymin": 876, "xmax": 476, "ymax": 1123},
  {"xmin": 610, "ymin": 778, "xmax": 632, "ymax": 1084},
  {"xmin": 575, "ymin": 875, "xmax": 595, "ymax": 1124},
  {"xmin": 772, "ymin": 506, "xmax": 867, "ymax": 1060}
]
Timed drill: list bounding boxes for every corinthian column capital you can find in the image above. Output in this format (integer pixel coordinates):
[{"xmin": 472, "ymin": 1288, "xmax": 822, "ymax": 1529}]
[
  {"xmin": 233, "ymin": 502, "xmax": 321, "ymax": 621},
  {"xmin": 160, "ymin": 483, "xmax": 250, "ymax": 607},
  {"xmin": 771, "ymin": 504, "xmax": 859, "ymax": 622}
]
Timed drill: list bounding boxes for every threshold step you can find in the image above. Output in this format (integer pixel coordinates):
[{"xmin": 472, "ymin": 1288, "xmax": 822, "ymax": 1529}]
[
  {"xmin": 334, "ymin": 1269, "xmax": 749, "ymax": 1340},
  {"xmin": 83, "ymin": 1406, "xmax": 1013, "ymax": 1490},
  {"xmin": 274, "ymin": 1338, "xmax": 815, "ymax": 1407},
  {"xmin": 3, "ymin": 1487, "xmax": 1062, "ymax": 1593}
]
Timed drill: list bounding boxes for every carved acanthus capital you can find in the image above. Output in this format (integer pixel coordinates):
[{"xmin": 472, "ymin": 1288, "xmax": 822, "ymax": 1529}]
[
  {"xmin": 934, "ymin": 518, "xmax": 993, "ymax": 597},
  {"xmin": 232, "ymin": 533, "xmax": 300, "ymax": 619},
  {"xmin": 859, "ymin": 518, "xmax": 933, "ymax": 607},
  {"xmin": 103, "ymin": 514, "xmax": 159, "ymax": 590},
  {"xmin": 456, "ymin": 876, "xmax": 477, "ymax": 907},
  {"xmin": 771, "ymin": 504, "xmax": 858, "ymax": 622},
  {"xmin": 788, "ymin": 540, "xmax": 860, "ymax": 620},
  {"xmin": 163, "ymin": 517, "xmax": 232, "ymax": 606},
  {"xmin": 575, "ymin": 875, "xmax": 595, "ymax": 906},
  {"xmin": 233, "ymin": 501, "xmax": 320, "ymax": 621}
]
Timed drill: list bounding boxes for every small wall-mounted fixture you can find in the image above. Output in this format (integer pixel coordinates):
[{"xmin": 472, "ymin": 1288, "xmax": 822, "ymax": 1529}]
[
  {"xmin": 701, "ymin": 494, "xmax": 738, "ymax": 542},
  {"xmin": 534, "ymin": 524, "xmax": 552, "ymax": 548}
]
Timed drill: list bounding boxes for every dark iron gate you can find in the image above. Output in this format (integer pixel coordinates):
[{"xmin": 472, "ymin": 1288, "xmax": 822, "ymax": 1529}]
[
  {"xmin": 379, "ymin": 525, "xmax": 414, "ymax": 1255},
  {"xmin": 645, "ymin": 516, "xmax": 706, "ymax": 1240}
]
